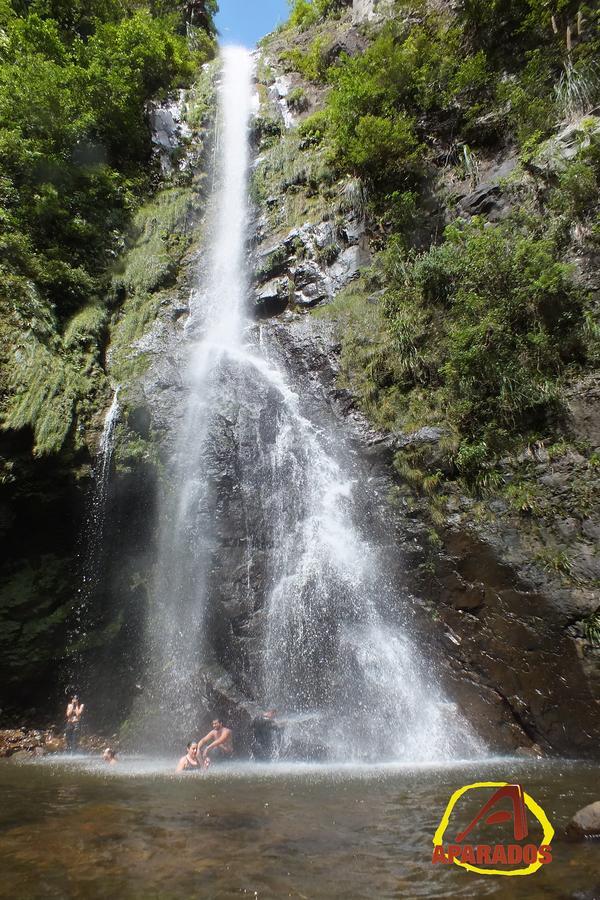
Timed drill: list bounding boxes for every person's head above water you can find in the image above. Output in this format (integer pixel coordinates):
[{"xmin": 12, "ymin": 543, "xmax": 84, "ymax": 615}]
[
  {"xmin": 187, "ymin": 741, "xmax": 198, "ymax": 754},
  {"xmin": 102, "ymin": 747, "xmax": 117, "ymax": 762}
]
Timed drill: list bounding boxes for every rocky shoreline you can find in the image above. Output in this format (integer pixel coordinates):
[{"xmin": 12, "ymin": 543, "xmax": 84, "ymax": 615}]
[{"xmin": 0, "ymin": 727, "xmax": 113, "ymax": 759}]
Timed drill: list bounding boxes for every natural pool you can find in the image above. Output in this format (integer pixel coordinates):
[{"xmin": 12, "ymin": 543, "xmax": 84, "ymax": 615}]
[{"xmin": 0, "ymin": 756, "xmax": 598, "ymax": 899}]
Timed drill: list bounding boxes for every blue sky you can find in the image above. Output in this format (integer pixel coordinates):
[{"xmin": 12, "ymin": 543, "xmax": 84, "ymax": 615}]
[{"xmin": 215, "ymin": 0, "xmax": 290, "ymax": 48}]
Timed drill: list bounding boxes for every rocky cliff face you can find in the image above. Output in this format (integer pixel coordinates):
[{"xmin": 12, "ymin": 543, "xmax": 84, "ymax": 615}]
[
  {"xmin": 6, "ymin": 6, "xmax": 598, "ymax": 757},
  {"xmin": 92, "ymin": 10, "xmax": 600, "ymax": 754},
  {"xmin": 242, "ymin": 9, "xmax": 600, "ymax": 755}
]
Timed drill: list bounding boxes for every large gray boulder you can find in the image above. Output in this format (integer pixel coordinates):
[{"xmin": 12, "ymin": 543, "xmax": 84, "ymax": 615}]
[{"xmin": 566, "ymin": 801, "xmax": 600, "ymax": 840}]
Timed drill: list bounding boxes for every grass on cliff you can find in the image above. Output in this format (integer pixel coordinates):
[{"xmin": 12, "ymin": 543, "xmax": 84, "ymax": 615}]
[
  {"xmin": 281, "ymin": 0, "xmax": 600, "ymax": 195},
  {"xmin": 108, "ymin": 193, "xmax": 192, "ymax": 384},
  {"xmin": 278, "ymin": 0, "xmax": 600, "ymax": 489},
  {"xmin": 251, "ymin": 128, "xmax": 339, "ymax": 235},
  {"xmin": 323, "ymin": 195, "xmax": 594, "ymax": 483}
]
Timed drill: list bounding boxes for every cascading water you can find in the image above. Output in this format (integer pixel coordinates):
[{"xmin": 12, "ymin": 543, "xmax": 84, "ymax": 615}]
[
  {"xmin": 144, "ymin": 46, "xmax": 483, "ymax": 760},
  {"xmin": 72, "ymin": 387, "xmax": 120, "ymax": 656},
  {"xmin": 144, "ymin": 46, "xmax": 256, "ymax": 740}
]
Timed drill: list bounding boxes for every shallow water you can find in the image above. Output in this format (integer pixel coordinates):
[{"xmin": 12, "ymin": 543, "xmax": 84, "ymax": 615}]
[{"xmin": 0, "ymin": 756, "xmax": 598, "ymax": 899}]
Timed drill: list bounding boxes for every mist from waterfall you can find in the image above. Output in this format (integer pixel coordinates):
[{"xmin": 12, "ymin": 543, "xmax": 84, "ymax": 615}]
[{"xmin": 144, "ymin": 46, "xmax": 483, "ymax": 761}]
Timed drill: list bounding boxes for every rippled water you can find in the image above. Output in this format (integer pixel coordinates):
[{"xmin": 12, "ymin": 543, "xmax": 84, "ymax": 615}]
[{"xmin": 0, "ymin": 756, "xmax": 598, "ymax": 899}]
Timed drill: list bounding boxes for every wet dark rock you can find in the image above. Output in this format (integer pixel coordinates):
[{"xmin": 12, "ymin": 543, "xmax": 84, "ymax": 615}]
[
  {"xmin": 570, "ymin": 544, "xmax": 600, "ymax": 583},
  {"xmin": 566, "ymin": 801, "xmax": 600, "ymax": 840},
  {"xmin": 514, "ymin": 743, "xmax": 544, "ymax": 758},
  {"xmin": 458, "ymin": 183, "xmax": 510, "ymax": 221},
  {"xmin": 566, "ymin": 374, "xmax": 600, "ymax": 449},
  {"xmin": 255, "ymin": 276, "xmax": 290, "ymax": 308},
  {"xmin": 441, "ymin": 572, "xmax": 485, "ymax": 611},
  {"xmin": 571, "ymin": 887, "xmax": 600, "ymax": 900},
  {"xmin": 582, "ymin": 519, "xmax": 600, "ymax": 542}
]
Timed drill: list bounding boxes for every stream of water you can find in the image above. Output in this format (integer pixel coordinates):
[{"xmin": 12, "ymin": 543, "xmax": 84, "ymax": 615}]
[{"xmin": 72, "ymin": 386, "xmax": 120, "ymax": 662}]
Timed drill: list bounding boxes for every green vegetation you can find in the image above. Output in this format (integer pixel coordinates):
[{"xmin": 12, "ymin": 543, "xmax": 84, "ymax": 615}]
[
  {"xmin": 283, "ymin": 35, "xmax": 330, "ymax": 82},
  {"xmin": 324, "ymin": 202, "xmax": 592, "ymax": 482},
  {"xmin": 385, "ymin": 217, "xmax": 585, "ymax": 467},
  {"xmin": 535, "ymin": 546, "xmax": 579, "ymax": 581},
  {"xmin": 266, "ymin": 0, "xmax": 600, "ymax": 490},
  {"xmin": 583, "ymin": 610, "xmax": 600, "ymax": 647},
  {"xmin": 286, "ymin": 0, "xmax": 350, "ymax": 31},
  {"xmin": 0, "ymin": 0, "xmax": 216, "ymax": 460},
  {"xmin": 287, "ymin": 86, "xmax": 309, "ymax": 112},
  {"xmin": 281, "ymin": 0, "xmax": 599, "ymax": 192}
]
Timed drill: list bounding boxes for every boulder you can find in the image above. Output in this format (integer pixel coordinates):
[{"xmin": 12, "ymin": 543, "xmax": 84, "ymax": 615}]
[
  {"xmin": 514, "ymin": 743, "xmax": 544, "ymax": 758},
  {"xmin": 529, "ymin": 115, "xmax": 600, "ymax": 175},
  {"xmin": 566, "ymin": 801, "xmax": 600, "ymax": 840},
  {"xmin": 8, "ymin": 750, "xmax": 32, "ymax": 762},
  {"xmin": 254, "ymin": 277, "xmax": 290, "ymax": 314},
  {"xmin": 352, "ymin": 0, "xmax": 375, "ymax": 21},
  {"xmin": 352, "ymin": 0, "xmax": 393, "ymax": 23},
  {"xmin": 566, "ymin": 374, "xmax": 600, "ymax": 449}
]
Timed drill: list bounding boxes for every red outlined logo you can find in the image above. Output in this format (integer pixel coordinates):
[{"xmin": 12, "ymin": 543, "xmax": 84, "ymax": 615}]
[{"xmin": 432, "ymin": 782, "xmax": 554, "ymax": 876}]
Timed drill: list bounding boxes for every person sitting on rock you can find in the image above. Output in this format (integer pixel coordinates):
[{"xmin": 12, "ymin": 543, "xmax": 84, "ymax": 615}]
[
  {"xmin": 65, "ymin": 695, "xmax": 85, "ymax": 753},
  {"xmin": 198, "ymin": 718, "xmax": 233, "ymax": 766},
  {"xmin": 176, "ymin": 740, "xmax": 200, "ymax": 772}
]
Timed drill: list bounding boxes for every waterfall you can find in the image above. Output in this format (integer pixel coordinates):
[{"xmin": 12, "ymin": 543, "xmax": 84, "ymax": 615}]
[
  {"xmin": 145, "ymin": 46, "xmax": 256, "ymax": 739},
  {"xmin": 144, "ymin": 47, "xmax": 483, "ymax": 760},
  {"xmin": 72, "ymin": 387, "xmax": 120, "ymax": 653}
]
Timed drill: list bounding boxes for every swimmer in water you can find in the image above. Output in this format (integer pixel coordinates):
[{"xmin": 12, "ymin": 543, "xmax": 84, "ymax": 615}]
[
  {"xmin": 102, "ymin": 747, "xmax": 117, "ymax": 765},
  {"xmin": 176, "ymin": 741, "xmax": 200, "ymax": 772}
]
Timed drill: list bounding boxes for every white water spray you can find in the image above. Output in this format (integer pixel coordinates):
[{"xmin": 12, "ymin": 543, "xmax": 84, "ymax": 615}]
[{"xmin": 145, "ymin": 47, "xmax": 256, "ymax": 736}]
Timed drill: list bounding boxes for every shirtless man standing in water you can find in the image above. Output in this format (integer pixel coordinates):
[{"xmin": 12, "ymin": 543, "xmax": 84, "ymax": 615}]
[
  {"xmin": 198, "ymin": 719, "xmax": 233, "ymax": 766},
  {"xmin": 65, "ymin": 695, "xmax": 85, "ymax": 752}
]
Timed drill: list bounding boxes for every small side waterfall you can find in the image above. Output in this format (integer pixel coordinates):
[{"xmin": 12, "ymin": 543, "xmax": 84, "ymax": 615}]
[
  {"xmin": 72, "ymin": 387, "xmax": 120, "ymax": 654},
  {"xmin": 143, "ymin": 47, "xmax": 483, "ymax": 760}
]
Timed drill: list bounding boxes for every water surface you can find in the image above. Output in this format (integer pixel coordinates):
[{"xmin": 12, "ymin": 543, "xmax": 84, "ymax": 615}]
[{"xmin": 0, "ymin": 756, "xmax": 598, "ymax": 899}]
